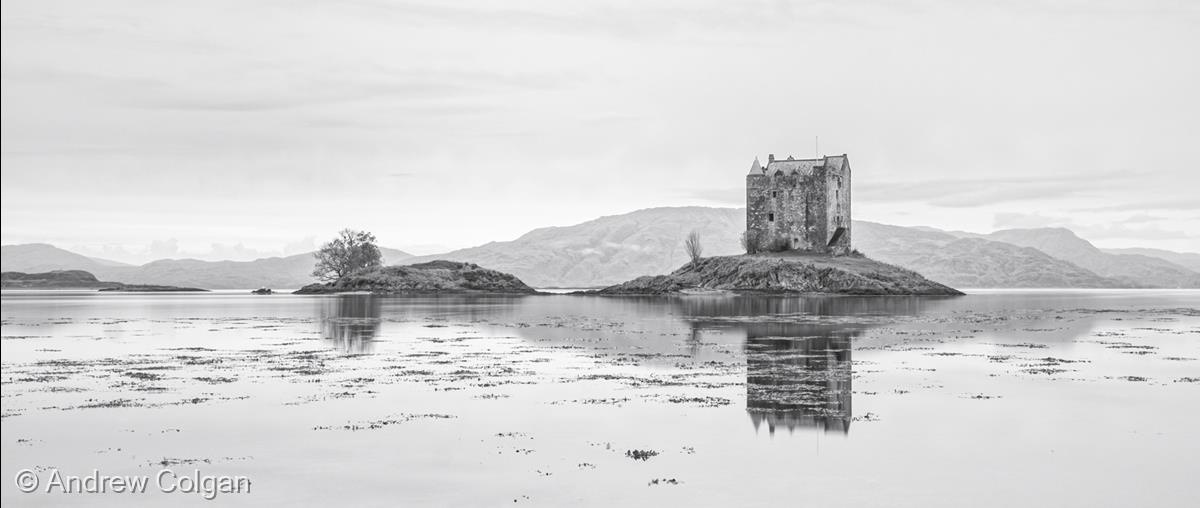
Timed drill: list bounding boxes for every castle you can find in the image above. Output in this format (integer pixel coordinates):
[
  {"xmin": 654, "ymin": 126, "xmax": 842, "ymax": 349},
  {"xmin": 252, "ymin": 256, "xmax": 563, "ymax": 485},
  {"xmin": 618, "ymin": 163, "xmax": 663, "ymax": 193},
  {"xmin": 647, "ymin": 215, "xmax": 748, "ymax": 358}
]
[{"xmin": 746, "ymin": 153, "xmax": 851, "ymax": 255}]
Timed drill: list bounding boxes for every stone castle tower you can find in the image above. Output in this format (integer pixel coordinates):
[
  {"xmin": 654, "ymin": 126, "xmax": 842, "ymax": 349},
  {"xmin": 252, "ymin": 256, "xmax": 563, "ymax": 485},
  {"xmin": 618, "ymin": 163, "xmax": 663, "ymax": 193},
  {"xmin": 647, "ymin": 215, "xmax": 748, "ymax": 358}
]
[{"xmin": 746, "ymin": 153, "xmax": 851, "ymax": 255}]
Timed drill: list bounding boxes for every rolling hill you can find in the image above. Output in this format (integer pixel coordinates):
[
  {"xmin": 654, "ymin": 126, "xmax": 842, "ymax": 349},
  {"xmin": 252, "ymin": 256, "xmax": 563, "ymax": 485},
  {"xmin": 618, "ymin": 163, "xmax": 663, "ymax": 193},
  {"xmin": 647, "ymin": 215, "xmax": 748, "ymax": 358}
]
[
  {"xmin": 401, "ymin": 207, "xmax": 745, "ymax": 288},
  {"xmin": 0, "ymin": 243, "xmax": 131, "ymax": 273},
  {"xmin": 0, "ymin": 244, "xmax": 412, "ymax": 290},
  {"xmin": 852, "ymin": 222, "xmax": 1127, "ymax": 288},
  {"xmin": 405, "ymin": 207, "xmax": 1186, "ymax": 288},
  {"xmin": 1101, "ymin": 247, "xmax": 1200, "ymax": 273},
  {"xmin": 981, "ymin": 228, "xmax": 1200, "ymax": 288}
]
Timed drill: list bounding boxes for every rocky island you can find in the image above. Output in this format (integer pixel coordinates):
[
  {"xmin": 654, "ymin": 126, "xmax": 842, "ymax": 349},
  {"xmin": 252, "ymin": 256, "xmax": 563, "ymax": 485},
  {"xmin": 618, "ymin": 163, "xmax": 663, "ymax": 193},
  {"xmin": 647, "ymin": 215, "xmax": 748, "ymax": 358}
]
[
  {"xmin": 579, "ymin": 152, "xmax": 953, "ymax": 296},
  {"xmin": 589, "ymin": 253, "xmax": 962, "ymax": 296},
  {"xmin": 294, "ymin": 260, "xmax": 538, "ymax": 295},
  {"xmin": 1, "ymin": 270, "xmax": 207, "ymax": 292},
  {"xmin": 2, "ymin": 270, "xmax": 114, "ymax": 289}
]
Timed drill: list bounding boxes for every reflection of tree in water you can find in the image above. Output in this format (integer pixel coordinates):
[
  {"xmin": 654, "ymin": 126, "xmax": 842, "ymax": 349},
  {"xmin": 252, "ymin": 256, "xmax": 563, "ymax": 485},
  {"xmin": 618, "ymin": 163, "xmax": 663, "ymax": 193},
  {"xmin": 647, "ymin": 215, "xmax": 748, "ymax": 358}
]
[{"xmin": 319, "ymin": 295, "xmax": 381, "ymax": 353}]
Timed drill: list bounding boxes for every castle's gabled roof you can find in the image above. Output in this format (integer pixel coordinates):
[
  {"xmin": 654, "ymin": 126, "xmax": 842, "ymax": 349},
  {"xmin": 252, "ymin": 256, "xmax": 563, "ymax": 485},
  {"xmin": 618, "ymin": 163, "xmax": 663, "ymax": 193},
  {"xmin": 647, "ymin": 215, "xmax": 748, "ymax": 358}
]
[
  {"xmin": 747, "ymin": 154, "xmax": 850, "ymax": 177},
  {"xmin": 822, "ymin": 154, "xmax": 849, "ymax": 172},
  {"xmin": 766, "ymin": 157, "xmax": 823, "ymax": 176},
  {"xmin": 748, "ymin": 157, "xmax": 762, "ymax": 174}
]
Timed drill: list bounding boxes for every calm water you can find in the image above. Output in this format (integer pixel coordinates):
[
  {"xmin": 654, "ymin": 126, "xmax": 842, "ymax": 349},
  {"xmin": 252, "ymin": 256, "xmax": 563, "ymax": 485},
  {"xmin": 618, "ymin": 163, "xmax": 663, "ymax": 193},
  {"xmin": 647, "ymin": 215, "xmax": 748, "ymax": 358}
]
[{"xmin": 2, "ymin": 290, "xmax": 1198, "ymax": 507}]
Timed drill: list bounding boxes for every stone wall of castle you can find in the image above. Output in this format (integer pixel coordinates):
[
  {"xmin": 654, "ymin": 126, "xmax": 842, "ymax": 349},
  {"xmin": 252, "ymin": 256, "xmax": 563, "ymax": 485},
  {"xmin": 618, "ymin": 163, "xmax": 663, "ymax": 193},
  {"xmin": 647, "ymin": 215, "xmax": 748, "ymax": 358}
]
[
  {"xmin": 825, "ymin": 166, "xmax": 851, "ymax": 254},
  {"xmin": 745, "ymin": 155, "xmax": 851, "ymax": 255}
]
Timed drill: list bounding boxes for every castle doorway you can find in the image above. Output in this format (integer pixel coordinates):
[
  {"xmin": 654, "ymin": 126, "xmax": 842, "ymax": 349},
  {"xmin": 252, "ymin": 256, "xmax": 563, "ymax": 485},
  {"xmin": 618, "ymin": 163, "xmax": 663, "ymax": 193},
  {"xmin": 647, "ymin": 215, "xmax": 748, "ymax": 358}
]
[{"xmin": 828, "ymin": 227, "xmax": 846, "ymax": 247}]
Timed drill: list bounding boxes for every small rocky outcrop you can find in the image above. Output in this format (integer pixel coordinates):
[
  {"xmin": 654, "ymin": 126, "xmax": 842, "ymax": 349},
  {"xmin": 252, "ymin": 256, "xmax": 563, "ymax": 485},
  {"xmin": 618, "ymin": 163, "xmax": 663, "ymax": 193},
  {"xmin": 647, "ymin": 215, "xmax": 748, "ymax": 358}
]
[
  {"xmin": 293, "ymin": 261, "xmax": 539, "ymax": 295},
  {"xmin": 98, "ymin": 285, "xmax": 208, "ymax": 292},
  {"xmin": 588, "ymin": 254, "xmax": 962, "ymax": 296}
]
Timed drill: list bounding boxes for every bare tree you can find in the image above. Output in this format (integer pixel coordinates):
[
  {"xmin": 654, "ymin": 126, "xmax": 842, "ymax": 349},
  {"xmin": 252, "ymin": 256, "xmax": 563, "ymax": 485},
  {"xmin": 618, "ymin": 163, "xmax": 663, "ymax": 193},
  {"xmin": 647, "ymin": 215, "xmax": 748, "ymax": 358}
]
[
  {"xmin": 312, "ymin": 229, "xmax": 383, "ymax": 282},
  {"xmin": 684, "ymin": 230, "xmax": 703, "ymax": 266},
  {"xmin": 740, "ymin": 230, "xmax": 760, "ymax": 255}
]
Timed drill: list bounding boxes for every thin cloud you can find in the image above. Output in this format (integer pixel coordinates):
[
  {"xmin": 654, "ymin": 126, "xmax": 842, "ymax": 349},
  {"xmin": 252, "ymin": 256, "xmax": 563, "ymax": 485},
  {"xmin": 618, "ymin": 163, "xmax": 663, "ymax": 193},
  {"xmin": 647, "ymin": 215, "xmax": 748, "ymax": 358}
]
[
  {"xmin": 681, "ymin": 187, "xmax": 742, "ymax": 206},
  {"xmin": 858, "ymin": 170, "xmax": 1140, "ymax": 208},
  {"xmin": 993, "ymin": 211, "xmax": 1198, "ymax": 243},
  {"xmin": 6, "ymin": 62, "xmax": 580, "ymax": 114},
  {"xmin": 130, "ymin": 71, "xmax": 578, "ymax": 113},
  {"xmin": 332, "ymin": 0, "xmax": 878, "ymax": 40},
  {"xmin": 1074, "ymin": 197, "xmax": 1200, "ymax": 212},
  {"xmin": 689, "ymin": 169, "xmax": 1179, "ymax": 211},
  {"xmin": 1120, "ymin": 213, "xmax": 1168, "ymax": 224}
]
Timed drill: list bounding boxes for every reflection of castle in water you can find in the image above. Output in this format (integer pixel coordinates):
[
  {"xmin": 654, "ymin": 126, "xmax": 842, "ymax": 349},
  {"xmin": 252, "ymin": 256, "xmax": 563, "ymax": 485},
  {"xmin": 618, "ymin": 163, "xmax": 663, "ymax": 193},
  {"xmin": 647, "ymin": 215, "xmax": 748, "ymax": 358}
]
[
  {"xmin": 679, "ymin": 296, "xmax": 915, "ymax": 436},
  {"xmin": 319, "ymin": 295, "xmax": 382, "ymax": 353},
  {"xmin": 745, "ymin": 326, "xmax": 855, "ymax": 435},
  {"xmin": 404, "ymin": 293, "xmax": 950, "ymax": 435}
]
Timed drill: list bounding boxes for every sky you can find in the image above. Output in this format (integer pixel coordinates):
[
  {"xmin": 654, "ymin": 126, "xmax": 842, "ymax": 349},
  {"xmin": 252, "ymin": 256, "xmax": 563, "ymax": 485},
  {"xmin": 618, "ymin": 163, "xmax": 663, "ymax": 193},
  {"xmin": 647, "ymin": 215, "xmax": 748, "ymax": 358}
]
[{"xmin": 2, "ymin": 0, "xmax": 1198, "ymax": 263}]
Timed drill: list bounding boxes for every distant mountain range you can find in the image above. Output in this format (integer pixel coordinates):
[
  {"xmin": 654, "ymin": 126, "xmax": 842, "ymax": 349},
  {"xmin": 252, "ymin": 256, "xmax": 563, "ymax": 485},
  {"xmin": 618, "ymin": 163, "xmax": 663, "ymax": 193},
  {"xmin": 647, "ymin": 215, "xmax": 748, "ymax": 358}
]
[
  {"xmin": 1099, "ymin": 247, "xmax": 1200, "ymax": 273},
  {"xmin": 405, "ymin": 205, "xmax": 1200, "ymax": 285},
  {"xmin": 0, "ymin": 244, "xmax": 412, "ymax": 290},
  {"xmin": 404, "ymin": 207, "xmax": 1199, "ymax": 288},
  {"xmin": 968, "ymin": 228, "xmax": 1200, "ymax": 288},
  {"xmin": 3, "ymin": 207, "xmax": 1197, "ymax": 289},
  {"xmin": 851, "ymin": 222, "xmax": 1127, "ymax": 288},
  {"xmin": 1, "ymin": 243, "xmax": 134, "ymax": 273}
]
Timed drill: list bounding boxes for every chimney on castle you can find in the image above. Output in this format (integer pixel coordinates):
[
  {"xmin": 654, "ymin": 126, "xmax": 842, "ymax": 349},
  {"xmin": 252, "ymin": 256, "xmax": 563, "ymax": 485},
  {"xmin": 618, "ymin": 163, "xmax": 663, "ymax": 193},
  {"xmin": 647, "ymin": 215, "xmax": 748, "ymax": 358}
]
[{"xmin": 768, "ymin": 154, "xmax": 775, "ymax": 163}]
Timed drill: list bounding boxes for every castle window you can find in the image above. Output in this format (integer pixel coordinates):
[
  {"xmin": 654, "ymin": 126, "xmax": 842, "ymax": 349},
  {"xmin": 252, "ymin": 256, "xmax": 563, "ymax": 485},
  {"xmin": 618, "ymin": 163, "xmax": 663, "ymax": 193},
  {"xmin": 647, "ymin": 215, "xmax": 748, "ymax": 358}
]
[{"xmin": 768, "ymin": 213, "xmax": 775, "ymax": 222}]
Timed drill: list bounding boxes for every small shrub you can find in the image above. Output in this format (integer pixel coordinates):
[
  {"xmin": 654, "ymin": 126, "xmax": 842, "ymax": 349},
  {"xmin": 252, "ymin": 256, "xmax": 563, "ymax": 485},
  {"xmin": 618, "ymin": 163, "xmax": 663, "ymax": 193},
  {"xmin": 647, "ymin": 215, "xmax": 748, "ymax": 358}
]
[
  {"xmin": 740, "ymin": 230, "xmax": 761, "ymax": 255},
  {"xmin": 684, "ymin": 230, "xmax": 703, "ymax": 266}
]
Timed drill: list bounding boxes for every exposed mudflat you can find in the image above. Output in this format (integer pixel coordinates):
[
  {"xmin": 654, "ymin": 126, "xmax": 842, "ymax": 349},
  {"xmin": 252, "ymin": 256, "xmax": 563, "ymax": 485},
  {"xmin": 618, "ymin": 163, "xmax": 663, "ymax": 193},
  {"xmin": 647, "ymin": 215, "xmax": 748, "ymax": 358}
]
[{"xmin": 1, "ymin": 289, "xmax": 1197, "ymax": 506}]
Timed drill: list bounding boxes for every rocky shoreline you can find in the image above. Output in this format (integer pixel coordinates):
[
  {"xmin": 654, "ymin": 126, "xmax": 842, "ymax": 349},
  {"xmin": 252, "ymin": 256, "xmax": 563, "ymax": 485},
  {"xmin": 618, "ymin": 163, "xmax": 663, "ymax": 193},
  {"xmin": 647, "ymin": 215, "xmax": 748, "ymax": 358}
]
[
  {"xmin": 98, "ymin": 285, "xmax": 208, "ymax": 292},
  {"xmin": 585, "ymin": 254, "xmax": 963, "ymax": 296}
]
